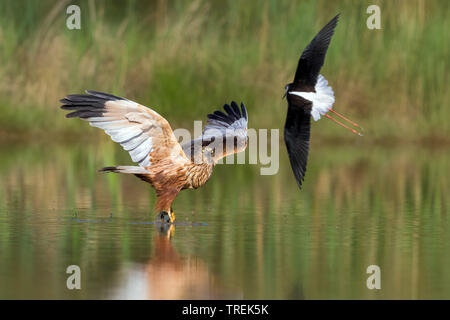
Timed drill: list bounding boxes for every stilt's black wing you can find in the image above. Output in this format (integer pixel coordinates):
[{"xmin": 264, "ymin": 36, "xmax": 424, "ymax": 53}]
[
  {"xmin": 284, "ymin": 98, "xmax": 311, "ymax": 188},
  {"xmin": 293, "ymin": 14, "xmax": 339, "ymax": 86}
]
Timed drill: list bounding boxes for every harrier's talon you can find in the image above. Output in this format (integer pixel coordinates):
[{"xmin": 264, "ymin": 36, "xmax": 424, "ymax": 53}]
[
  {"xmin": 158, "ymin": 210, "xmax": 175, "ymax": 224},
  {"xmin": 159, "ymin": 211, "xmax": 171, "ymax": 223}
]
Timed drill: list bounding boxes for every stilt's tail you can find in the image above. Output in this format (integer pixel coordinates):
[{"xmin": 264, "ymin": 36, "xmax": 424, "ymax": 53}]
[{"xmin": 99, "ymin": 166, "xmax": 150, "ymax": 174}]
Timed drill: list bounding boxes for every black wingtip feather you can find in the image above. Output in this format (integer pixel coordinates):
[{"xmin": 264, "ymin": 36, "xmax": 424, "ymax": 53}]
[
  {"xmin": 60, "ymin": 90, "xmax": 127, "ymax": 120},
  {"xmin": 284, "ymin": 106, "xmax": 311, "ymax": 189},
  {"xmin": 213, "ymin": 110, "xmax": 229, "ymax": 120},
  {"xmin": 293, "ymin": 13, "xmax": 340, "ymax": 86},
  {"xmin": 85, "ymin": 90, "xmax": 125, "ymax": 101},
  {"xmin": 223, "ymin": 104, "xmax": 237, "ymax": 122},
  {"xmin": 206, "ymin": 101, "xmax": 248, "ymax": 127},
  {"xmin": 240, "ymin": 102, "xmax": 247, "ymax": 120},
  {"xmin": 208, "ymin": 110, "xmax": 234, "ymax": 124},
  {"xmin": 65, "ymin": 110, "xmax": 104, "ymax": 119},
  {"xmin": 230, "ymin": 101, "xmax": 241, "ymax": 118}
]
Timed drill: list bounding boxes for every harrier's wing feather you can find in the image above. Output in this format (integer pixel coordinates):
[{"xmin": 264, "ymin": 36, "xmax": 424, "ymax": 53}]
[
  {"xmin": 294, "ymin": 14, "xmax": 339, "ymax": 86},
  {"xmin": 60, "ymin": 91, "xmax": 189, "ymax": 168},
  {"xmin": 182, "ymin": 102, "xmax": 248, "ymax": 162},
  {"xmin": 203, "ymin": 102, "xmax": 248, "ymax": 136},
  {"xmin": 203, "ymin": 101, "xmax": 248, "ymax": 161}
]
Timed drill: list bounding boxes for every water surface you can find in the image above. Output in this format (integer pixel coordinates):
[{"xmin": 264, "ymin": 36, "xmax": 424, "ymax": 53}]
[{"xmin": 0, "ymin": 141, "xmax": 449, "ymax": 299}]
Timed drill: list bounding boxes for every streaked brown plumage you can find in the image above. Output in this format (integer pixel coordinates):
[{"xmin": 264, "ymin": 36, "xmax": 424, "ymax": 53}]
[{"xmin": 60, "ymin": 91, "xmax": 248, "ymax": 222}]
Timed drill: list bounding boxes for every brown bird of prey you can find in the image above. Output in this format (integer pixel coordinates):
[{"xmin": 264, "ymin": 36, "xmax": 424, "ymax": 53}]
[
  {"xmin": 60, "ymin": 91, "xmax": 248, "ymax": 223},
  {"xmin": 283, "ymin": 14, "xmax": 361, "ymax": 188}
]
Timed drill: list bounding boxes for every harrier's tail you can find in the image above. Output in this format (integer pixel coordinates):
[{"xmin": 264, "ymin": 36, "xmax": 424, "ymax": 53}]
[
  {"xmin": 99, "ymin": 166, "xmax": 149, "ymax": 174},
  {"xmin": 99, "ymin": 166, "xmax": 153, "ymax": 184}
]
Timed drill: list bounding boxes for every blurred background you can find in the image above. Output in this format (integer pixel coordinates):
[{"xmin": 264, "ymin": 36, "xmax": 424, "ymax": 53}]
[
  {"xmin": 0, "ymin": 0, "xmax": 449, "ymax": 299},
  {"xmin": 0, "ymin": 0, "xmax": 448, "ymax": 140}
]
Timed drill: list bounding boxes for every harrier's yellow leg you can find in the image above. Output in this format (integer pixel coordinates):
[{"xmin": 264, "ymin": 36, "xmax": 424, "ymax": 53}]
[{"xmin": 169, "ymin": 209, "xmax": 176, "ymax": 223}]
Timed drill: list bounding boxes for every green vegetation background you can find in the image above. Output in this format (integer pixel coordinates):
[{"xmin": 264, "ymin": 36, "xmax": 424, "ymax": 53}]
[{"xmin": 0, "ymin": 0, "xmax": 448, "ymax": 143}]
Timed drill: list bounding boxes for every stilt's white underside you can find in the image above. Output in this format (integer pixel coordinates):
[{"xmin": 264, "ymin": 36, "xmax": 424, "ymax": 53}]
[{"xmin": 289, "ymin": 75, "xmax": 335, "ymax": 121}]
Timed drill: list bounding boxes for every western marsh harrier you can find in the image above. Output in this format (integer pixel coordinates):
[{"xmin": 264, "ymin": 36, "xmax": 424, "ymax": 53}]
[{"xmin": 61, "ymin": 91, "xmax": 248, "ymax": 223}]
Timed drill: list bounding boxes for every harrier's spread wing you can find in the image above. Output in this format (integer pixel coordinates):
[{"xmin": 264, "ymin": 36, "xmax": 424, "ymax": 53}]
[
  {"xmin": 293, "ymin": 14, "xmax": 339, "ymax": 86},
  {"xmin": 182, "ymin": 102, "xmax": 248, "ymax": 163},
  {"xmin": 60, "ymin": 91, "xmax": 189, "ymax": 168}
]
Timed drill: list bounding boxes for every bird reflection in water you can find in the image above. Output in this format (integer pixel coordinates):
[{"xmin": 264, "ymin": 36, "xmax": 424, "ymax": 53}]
[{"xmin": 113, "ymin": 223, "xmax": 240, "ymax": 300}]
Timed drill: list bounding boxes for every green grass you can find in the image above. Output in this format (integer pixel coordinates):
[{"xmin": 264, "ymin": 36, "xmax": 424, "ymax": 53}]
[{"xmin": 0, "ymin": 0, "xmax": 448, "ymax": 142}]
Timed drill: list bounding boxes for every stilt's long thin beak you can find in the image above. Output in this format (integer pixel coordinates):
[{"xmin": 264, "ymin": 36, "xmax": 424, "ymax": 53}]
[
  {"xmin": 325, "ymin": 112, "xmax": 363, "ymax": 136},
  {"xmin": 282, "ymin": 87, "xmax": 288, "ymax": 99}
]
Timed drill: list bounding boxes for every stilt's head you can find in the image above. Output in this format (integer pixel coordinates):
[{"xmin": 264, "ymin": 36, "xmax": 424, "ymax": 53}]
[{"xmin": 283, "ymin": 83, "xmax": 292, "ymax": 99}]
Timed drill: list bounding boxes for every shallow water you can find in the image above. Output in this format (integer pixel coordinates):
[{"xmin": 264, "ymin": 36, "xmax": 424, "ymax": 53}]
[{"xmin": 0, "ymin": 141, "xmax": 449, "ymax": 299}]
